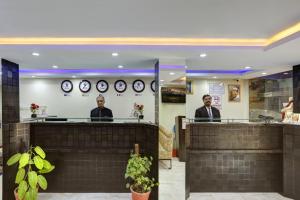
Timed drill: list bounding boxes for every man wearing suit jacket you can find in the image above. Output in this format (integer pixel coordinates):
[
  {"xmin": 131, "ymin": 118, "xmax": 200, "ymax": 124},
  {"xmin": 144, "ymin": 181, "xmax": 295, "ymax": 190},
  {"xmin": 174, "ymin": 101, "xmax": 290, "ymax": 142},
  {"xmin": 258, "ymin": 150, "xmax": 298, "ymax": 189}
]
[{"xmin": 195, "ymin": 94, "xmax": 221, "ymax": 122}]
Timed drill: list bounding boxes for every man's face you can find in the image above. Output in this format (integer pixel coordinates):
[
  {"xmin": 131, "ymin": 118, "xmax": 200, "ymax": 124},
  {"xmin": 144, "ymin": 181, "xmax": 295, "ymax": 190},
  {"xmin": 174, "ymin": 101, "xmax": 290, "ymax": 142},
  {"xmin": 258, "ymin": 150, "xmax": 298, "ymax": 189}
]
[
  {"xmin": 97, "ymin": 97, "xmax": 105, "ymax": 108},
  {"xmin": 203, "ymin": 96, "xmax": 212, "ymax": 107}
]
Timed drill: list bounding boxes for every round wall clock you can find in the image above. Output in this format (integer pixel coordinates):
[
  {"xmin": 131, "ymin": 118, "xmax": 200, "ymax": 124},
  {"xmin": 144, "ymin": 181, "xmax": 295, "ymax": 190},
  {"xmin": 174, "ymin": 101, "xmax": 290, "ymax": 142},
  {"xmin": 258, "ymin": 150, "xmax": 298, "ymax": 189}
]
[
  {"xmin": 132, "ymin": 79, "xmax": 145, "ymax": 93},
  {"xmin": 79, "ymin": 80, "xmax": 91, "ymax": 93},
  {"xmin": 61, "ymin": 80, "xmax": 73, "ymax": 93},
  {"xmin": 96, "ymin": 80, "xmax": 109, "ymax": 93},
  {"xmin": 151, "ymin": 80, "xmax": 156, "ymax": 92},
  {"xmin": 114, "ymin": 80, "xmax": 127, "ymax": 93}
]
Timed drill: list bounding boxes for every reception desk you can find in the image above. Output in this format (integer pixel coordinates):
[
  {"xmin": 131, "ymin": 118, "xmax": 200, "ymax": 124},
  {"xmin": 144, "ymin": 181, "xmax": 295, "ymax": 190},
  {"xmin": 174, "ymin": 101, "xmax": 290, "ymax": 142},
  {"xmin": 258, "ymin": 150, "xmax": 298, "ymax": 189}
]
[
  {"xmin": 186, "ymin": 122, "xmax": 300, "ymax": 200},
  {"xmin": 3, "ymin": 122, "xmax": 158, "ymax": 200}
]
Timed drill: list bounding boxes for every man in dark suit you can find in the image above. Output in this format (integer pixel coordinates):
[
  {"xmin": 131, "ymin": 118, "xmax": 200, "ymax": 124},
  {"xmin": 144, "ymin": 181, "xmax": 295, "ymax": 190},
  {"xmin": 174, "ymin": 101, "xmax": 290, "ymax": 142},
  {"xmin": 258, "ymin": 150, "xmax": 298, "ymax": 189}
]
[
  {"xmin": 90, "ymin": 95, "xmax": 113, "ymax": 122},
  {"xmin": 195, "ymin": 94, "xmax": 221, "ymax": 122}
]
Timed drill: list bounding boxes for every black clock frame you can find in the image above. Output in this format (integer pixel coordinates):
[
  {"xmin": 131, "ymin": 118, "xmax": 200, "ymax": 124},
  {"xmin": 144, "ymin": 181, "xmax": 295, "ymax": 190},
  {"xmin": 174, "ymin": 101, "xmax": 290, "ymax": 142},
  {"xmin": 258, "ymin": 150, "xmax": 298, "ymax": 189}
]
[
  {"xmin": 96, "ymin": 80, "xmax": 109, "ymax": 93},
  {"xmin": 132, "ymin": 79, "xmax": 145, "ymax": 93},
  {"xmin": 150, "ymin": 80, "xmax": 155, "ymax": 92},
  {"xmin": 114, "ymin": 80, "xmax": 127, "ymax": 93},
  {"xmin": 79, "ymin": 79, "xmax": 91, "ymax": 93},
  {"xmin": 61, "ymin": 80, "xmax": 73, "ymax": 93}
]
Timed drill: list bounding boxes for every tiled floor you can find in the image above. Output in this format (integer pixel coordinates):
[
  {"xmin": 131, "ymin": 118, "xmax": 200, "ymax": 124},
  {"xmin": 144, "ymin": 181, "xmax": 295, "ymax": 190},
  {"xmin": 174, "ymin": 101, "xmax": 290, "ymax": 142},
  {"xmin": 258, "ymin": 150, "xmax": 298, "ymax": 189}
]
[
  {"xmin": 189, "ymin": 193, "xmax": 293, "ymax": 200},
  {"xmin": 0, "ymin": 159, "xmax": 294, "ymax": 200}
]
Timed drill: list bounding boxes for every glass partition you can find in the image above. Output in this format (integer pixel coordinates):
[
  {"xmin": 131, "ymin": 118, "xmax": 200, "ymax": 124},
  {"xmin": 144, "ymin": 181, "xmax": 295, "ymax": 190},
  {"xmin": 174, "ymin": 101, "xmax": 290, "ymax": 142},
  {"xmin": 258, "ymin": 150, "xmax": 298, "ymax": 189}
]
[{"xmin": 21, "ymin": 117, "xmax": 154, "ymax": 123}]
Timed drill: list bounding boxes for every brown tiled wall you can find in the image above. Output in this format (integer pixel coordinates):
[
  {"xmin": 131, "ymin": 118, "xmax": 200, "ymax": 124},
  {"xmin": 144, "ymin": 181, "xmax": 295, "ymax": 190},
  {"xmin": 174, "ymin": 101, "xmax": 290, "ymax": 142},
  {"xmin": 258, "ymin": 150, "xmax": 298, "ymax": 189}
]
[
  {"xmin": 30, "ymin": 123, "xmax": 159, "ymax": 200},
  {"xmin": 186, "ymin": 123, "xmax": 283, "ymax": 194},
  {"xmin": 283, "ymin": 125, "xmax": 300, "ymax": 199},
  {"xmin": 3, "ymin": 123, "xmax": 30, "ymax": 200}
]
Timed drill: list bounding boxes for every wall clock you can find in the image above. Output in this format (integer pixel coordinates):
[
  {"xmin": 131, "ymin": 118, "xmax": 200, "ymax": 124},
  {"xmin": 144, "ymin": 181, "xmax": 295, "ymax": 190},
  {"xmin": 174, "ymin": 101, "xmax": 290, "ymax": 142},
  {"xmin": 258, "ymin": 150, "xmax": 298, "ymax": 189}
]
[
  {"xmin": 151, "ymin": 80, "xmax": 156, "ymax": 92},
  {"xmin": 114, "ymin": 80, "xmax": 127, "ymax": 93},
  {"xmin": 96, "ymin": 80, "xmax": 109, "ymax": 93},
  {"xmin": 61, "ymin": 80, "xmax": 73, "ymax": 93},
  {"xmin": 132, "ymin": 79, "xmax": 145, "ymax": 93},
  {"xmin": 79, "ymin": 80, "xmax": 91, "ymax": 93}
]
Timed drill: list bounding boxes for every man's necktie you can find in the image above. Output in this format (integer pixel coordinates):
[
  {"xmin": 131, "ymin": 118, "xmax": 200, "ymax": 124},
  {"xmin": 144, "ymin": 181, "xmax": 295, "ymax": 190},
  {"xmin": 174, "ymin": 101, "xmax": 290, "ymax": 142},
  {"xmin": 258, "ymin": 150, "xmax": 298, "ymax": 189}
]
[{"xmin": 208, "ymin": 108, "xmax": 213, "ymax": 121}]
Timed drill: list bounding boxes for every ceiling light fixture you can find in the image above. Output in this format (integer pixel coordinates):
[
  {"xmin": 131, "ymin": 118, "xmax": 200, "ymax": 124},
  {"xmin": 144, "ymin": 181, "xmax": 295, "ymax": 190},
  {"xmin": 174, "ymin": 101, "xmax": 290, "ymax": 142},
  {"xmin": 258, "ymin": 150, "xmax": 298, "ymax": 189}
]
[
  {"xmin": 283, "ymin": 72, "xmax": 289, "ymax": 75},
  {"xmin": 262, "ymin": 72, "xmax": 267, "ymax": 75},
  {"xmin": 31, "ymin": 75, "xmax": 36, "ymax": 78},
  {"xmin": 72, "ymin": 75, "xmax": 76, "ymax": 78},
  {"xmin": 200, "ymin": 53, "xmax": 207, "ymax": 58},
  {"xmin": 245, "ymin": 66, "xmax": 252, "ymax": 69},
  {"xmin": 52, "ymin": 65, "xmax": 58, "ymax": 69},
  {"xmin": 118, "ymin": 65, "xmax": 124, "ymax": 69},
  {"xmin": 112, "ymin": 52, "xmax": 119, "ymax": 57},
  {"xmin": 160, "ymin": 80, "xmax": 165, "ymax": 82},
  {"xmin": 32, "ymin": 52, "xmax": 40, "ymax": 56},
  {"xmin": 169, "ymin": 72, "xmax": 175, "ymax": 75},
  {"xmin": 213, "ymin": 76, "xmax": 217, "ymax": 79}
]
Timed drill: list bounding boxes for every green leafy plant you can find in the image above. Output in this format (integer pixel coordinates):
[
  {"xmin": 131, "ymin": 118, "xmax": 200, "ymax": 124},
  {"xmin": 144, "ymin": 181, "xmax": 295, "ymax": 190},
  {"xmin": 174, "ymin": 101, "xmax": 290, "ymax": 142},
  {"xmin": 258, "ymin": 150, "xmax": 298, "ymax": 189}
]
[
  {"xmin": 125, "ymin": 153, "xmax": 158, "ymax": 193},
  {"xmin": 6, "ymin": 146, "xmax": 55, "ymax": 200}
]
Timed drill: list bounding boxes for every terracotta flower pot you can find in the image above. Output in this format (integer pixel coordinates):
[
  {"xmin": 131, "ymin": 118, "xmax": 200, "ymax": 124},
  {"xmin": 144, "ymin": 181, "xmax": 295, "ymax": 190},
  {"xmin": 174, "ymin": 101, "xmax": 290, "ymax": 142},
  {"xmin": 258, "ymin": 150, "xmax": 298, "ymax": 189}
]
[
  {"xmin": 14, "ymin": 188, "xmax": 22, "ymax": 200},
  {"xmin": 130, "ymin": 187, "xmax": 151, "ymax": 200}
]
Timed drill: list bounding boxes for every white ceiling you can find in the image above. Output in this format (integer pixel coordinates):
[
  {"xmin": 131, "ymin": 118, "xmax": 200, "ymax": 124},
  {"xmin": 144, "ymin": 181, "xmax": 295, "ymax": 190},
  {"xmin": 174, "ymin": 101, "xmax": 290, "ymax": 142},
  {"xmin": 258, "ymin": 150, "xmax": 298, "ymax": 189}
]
[{"xmin": 0, "ymin": 0, "xmax": 300, "ymax": 78}]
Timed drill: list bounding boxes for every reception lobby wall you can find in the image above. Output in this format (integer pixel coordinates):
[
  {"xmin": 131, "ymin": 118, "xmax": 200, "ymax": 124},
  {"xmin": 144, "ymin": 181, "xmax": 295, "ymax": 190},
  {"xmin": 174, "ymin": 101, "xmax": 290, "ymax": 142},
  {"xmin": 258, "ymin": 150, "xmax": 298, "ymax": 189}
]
[
  {"xmin": 186, "ymin": 79, "xmax": 249, "ymax": 120},
  {"xmin": 19, "ymin": 77, "xmax": 155, "ymax": 121}
]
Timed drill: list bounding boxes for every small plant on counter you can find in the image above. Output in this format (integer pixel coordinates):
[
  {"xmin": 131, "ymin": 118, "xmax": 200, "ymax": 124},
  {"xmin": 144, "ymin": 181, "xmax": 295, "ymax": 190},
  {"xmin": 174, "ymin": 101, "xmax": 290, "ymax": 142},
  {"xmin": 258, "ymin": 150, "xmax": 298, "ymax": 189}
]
[
  {"xmin": 30, "ymin": 103, "xmax": 39, "ymax": 118},
  {"xmin": 125, "ymin": 153, "xmax": 158, "ymax": 200},
  {"xmin": 6, "ymin": 145, "xmax": 55, "ymax": 200}
]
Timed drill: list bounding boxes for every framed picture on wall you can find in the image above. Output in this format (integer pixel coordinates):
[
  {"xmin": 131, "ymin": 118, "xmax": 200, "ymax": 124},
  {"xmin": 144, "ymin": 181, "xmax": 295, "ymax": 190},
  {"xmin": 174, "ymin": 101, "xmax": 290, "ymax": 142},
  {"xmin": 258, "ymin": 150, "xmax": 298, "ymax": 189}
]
[
  {"xmin": 186, "ymin": 80, "xmax": 193, "ymax": 94},
  {"xmin": 228, "ymin": 84, "xmax": 241, "ymax": 102}
]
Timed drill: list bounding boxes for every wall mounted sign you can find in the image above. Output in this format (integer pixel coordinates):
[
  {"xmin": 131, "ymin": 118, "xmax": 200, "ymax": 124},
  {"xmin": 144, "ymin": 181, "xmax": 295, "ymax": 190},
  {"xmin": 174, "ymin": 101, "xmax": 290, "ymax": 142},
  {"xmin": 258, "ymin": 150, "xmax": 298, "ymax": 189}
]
[
  {"xmin": 132, "ymin": 79, "xmax": 145, "ymax": 93},
  {"xmin": 209, "ymin": 81, "xmax": 225, "ymax": 95},
  {"xmin": 61, "ymin": 80, "xmax": 73, "ymax": 93},
  {"xmin": 151, "ymin": 80, "xmax": 155, "ymax": 92},
  {"xmin": 79, "ymin": 80, "xmax": 91, "ymax": 93},
  {"xmin": 212, "ymin": 95, "xmax": 222, "ymax": 110},
  {"xmin": 96, "ymin": 80, "xmax": 109, "ymax": 93},
  {"xmin": 114, "ymin": 80, "xmax": 127, "ymax": 93}
]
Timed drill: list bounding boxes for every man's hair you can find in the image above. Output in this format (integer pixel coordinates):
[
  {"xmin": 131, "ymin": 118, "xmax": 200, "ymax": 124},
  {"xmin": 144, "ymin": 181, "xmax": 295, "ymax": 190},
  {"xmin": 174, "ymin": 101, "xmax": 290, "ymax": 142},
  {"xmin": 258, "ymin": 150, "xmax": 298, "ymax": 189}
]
[
  {"xmin": 96, "ymin": 94, "xmax": 105, "ymax": 101},
  {"xmin": 202, "ymin": 94, "xmax": 211, "ymax": 100}
]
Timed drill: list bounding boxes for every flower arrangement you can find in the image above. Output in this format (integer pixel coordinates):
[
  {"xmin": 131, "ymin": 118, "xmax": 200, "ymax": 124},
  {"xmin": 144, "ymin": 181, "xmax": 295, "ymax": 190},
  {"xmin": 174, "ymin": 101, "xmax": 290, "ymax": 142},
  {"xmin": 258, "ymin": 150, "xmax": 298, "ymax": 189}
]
[
  {"xmin": 134, "ymin": 103, "xmax": 144, "ymax": 115},
  {"xmin": 30, "ymin": 103, "xmax": 39, "ymax": 114}
]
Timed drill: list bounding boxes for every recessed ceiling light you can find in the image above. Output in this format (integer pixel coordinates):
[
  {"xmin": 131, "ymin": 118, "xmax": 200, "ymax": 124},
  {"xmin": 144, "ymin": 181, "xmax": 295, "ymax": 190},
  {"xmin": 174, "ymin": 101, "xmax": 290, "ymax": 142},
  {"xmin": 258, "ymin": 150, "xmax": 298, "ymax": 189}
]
[
  {"xmin": 112, "ymin": 52, "xmax": 119, "ymax": 57},
  {"xmin": 32, "ymin": 52, "xmax": 40, "ymax": 56},
  {"xmin": 118, "ymin": 65, "xmax": 124, "ymax": 69},
  {"xmin": 200, "ymin": 53, "xmax": 207, "ymax": 58},
  {"xmin": 283, "ymin": 72, "xmax": 289, "ymax": 75},
  {"xmin": 31, "ymin": 76, "xmax": 36, "ymax": 78},
  {"xmin": 213, "ymin": 76, "xmax": 217, "ymax": 79},
  {"xmin": 262, "ymin": 72, "xmax": 267, "ymax": 75},
  {"xmin": 169, "ymin": 72, "xmax": 175, "ymax": 75},
  {"xmin": 160, "ymin": 80, "xmax": 165, "ymax": 82},
  {"xmin": 245, "ymin": 66, "xmax": 252, "ymax": 69},
  {"xmin": 52, "ymin": 65, "xmax": 58, "ymax": 69},
  {"xmin": 72, "ymin": 75, "xmax": 76, "ymax": 78},
  {"xmin": 185, "ymin": 66, "xmax": 188, "ymax": 69}
]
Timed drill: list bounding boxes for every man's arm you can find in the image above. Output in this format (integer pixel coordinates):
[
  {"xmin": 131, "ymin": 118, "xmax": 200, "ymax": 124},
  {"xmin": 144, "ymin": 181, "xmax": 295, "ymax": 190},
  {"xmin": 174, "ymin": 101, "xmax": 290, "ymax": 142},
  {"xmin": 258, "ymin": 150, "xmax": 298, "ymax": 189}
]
[{"xmin": 195, "ymin": 109, "xmax": 200, "ymax": 122}]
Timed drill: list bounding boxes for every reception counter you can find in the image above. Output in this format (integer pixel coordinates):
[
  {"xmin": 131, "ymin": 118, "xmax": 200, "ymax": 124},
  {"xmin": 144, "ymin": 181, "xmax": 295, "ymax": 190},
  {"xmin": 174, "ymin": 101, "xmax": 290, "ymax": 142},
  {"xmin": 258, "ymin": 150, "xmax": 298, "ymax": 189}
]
[
  {"xmin": 3, "ymin": 122, "xmax": 158, "ymax": 200},
  {"xmin": 185, "ymin": 122, "xmax": 300, "ymax": 200}
]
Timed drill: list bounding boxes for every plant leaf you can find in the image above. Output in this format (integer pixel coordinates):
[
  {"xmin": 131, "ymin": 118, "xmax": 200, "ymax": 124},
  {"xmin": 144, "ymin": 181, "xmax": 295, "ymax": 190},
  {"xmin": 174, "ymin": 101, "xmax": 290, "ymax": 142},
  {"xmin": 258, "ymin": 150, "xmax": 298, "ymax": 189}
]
[
  {"xmin": 33, "ymin": 156, "xmax": 44, "ymax": 169},
  {"xmin": 43, "ymin": 160, "xmax": 51, "ymax": 170},
  {"xmin": 28, "ymin": 171, "xmax": 38, "ymax": 189},
  {"xmin": 29, "ymin": 188, "xmax": 38, "ymax": 200},
  {"xmin": 34, "ymin": 146, "xmax": 46, "ymax": 159},
  {"xmin": 15, "ymin": 168, "xmax": 25, "ymax": 184},
  {"xmin": 39, "ymin": 165, "xmax": 55, "ymax": 174},
  {"xmin": 7, "ymin": 153, "xmax": 21, "ymax": 166},
  {"xmin": 18, "ymin": 180, "xmax": 28, "ymax": 200},
  {"xmin": 38, "ymin": 175, "xmax": 48, "ymax": 190},
  {"xmin": 19, "ymin": 153, "xmax": 30, "ymax": 168}
]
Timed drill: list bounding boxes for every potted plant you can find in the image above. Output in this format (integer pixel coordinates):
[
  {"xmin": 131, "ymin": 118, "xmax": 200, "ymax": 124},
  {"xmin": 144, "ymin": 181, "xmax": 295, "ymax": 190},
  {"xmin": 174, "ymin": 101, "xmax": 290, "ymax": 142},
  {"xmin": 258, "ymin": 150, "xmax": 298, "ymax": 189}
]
[
  {"xmin": 125, "ymin": 153, "xmax": 158, "ymax": 200},
  {"xmin": 133, "ymin": 103, "xmax": 144, "ymax": 119},
  {"xmin": 6, "ymin": 145, "xmax": 55, "ymax": 200},
  {"xmin": 30, "ymin": 103, "xmax": 39, "ymax": 118}
]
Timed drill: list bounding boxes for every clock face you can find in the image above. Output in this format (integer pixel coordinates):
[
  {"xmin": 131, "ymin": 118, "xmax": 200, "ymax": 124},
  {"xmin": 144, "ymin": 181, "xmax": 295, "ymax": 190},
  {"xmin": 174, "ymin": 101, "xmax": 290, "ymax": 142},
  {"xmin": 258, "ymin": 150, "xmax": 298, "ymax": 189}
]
[
  {"xmin": 151, "ymin": 80, "xmax": 155, "ymax": 92},
  {"xmin": 61, "ymin": 80, "xmax": 73, "ymax": 93},
  {"xmin": 114, "ymin": 80, "xmax": 127, "ymax": 93},
  {"xmin": 96, "ymin": 80, "xmax": 109, "ymax": 93},
  {"xmin": 79, "ymin": 80, "xmax": 91, "ymax": 93},
  {"xmin": 132, "ymin": 79, "xmax": 145, "ymax": 93}
]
